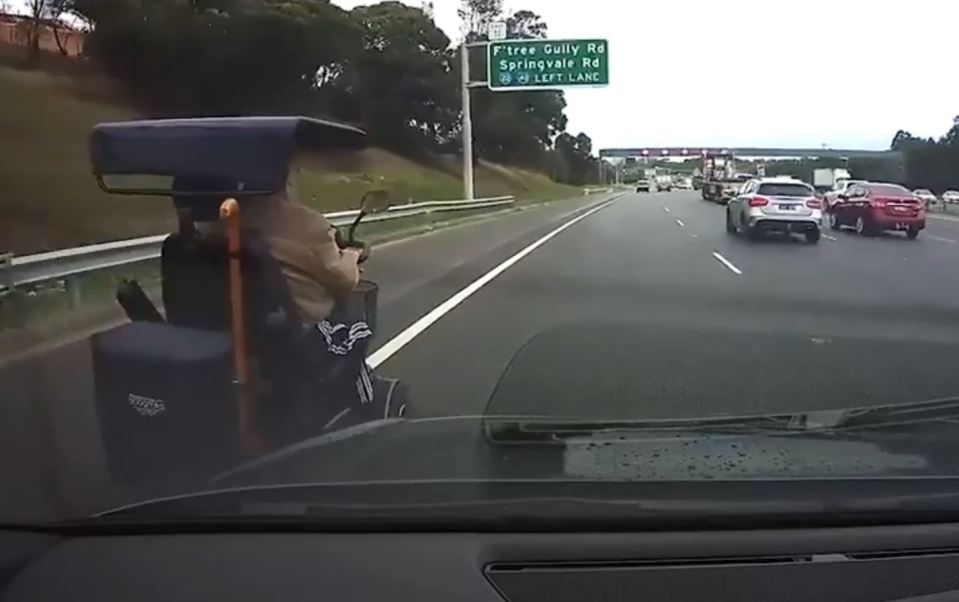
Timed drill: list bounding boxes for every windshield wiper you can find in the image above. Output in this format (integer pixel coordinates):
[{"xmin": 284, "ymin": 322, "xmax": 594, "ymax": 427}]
[{"xmin": 484, "ymin": 396, "xmax": 959, "ymax": 444}]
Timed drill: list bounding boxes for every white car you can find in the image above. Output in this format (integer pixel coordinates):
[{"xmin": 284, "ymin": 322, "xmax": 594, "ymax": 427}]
[
  {"xmin": 726, "ymin": 177, "xmax": 822, "ymax": 243},
  {"xmin": 943, "ymin": 190, "xmax": 959, "ymax": 204},
  {"xmin": 913, "ymin": 189, "xmax": 938, "ymax": 206},
  {"xmin": 824, "ymin": 179, "xmax": 867, "ymax": 212}
]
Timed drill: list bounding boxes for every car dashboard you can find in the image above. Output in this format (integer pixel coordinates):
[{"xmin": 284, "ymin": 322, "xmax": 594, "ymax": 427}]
[{"xmin": 6, "ymin": 524, "xmax": 959, "ymax": 601}]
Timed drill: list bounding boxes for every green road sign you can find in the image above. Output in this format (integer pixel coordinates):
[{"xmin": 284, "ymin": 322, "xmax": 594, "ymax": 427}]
[{"xmin": 487, "ymin": 39, "xmax": 609, "ymax": 91}]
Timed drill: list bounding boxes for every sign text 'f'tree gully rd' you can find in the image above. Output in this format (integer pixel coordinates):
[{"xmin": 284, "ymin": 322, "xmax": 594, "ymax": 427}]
[{"xmin": 487, "ymin": 39, "xmax": 610, "ymax": 91}]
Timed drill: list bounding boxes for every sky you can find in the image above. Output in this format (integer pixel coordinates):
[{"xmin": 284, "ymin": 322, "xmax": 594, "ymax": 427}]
[{"xmin": 330, "ymin": 0, "xmax": 959, "ymax": 151}]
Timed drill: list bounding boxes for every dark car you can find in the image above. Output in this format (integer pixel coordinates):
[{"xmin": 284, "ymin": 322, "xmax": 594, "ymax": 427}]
[{"xmin": 829, "ymin": 182, "xmax": 926, "ymax": 239}]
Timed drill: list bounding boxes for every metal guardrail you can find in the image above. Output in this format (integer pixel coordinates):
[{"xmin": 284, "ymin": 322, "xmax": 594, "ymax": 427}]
[
  {"xmin": 3, "ymin": 196, "xmax": 515, "ymax": 293},
  {"xmin": 583, "ymin": 187, "xmax": 613, "ymax": 195}
]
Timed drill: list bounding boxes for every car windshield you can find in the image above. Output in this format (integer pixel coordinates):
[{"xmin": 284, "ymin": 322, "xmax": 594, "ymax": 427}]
[
  {"xmin": 3, "ymin": 0, "xmax": 959, "ymax": 529},
  {"xmin": 757, "ymin": 183, "xmax": 813, "ymax": 196}
]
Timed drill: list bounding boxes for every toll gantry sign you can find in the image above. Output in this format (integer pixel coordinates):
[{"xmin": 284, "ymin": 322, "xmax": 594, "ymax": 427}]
[{"xmin": 487, "ymin": 39, "xmax": 609, "ymax": 91}]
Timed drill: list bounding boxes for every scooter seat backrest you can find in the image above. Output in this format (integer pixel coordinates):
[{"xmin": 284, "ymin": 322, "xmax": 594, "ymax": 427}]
[
  {"xmin": 160, "ymin": 228, "xmax": 323, "ymax": 390},
  {"xmin": 161, "ymin": 231, "xmax": 231, "ymax": 331}
]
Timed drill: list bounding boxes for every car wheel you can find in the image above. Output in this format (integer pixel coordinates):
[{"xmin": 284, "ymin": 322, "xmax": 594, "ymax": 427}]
[
  {"xmin": 805, "ymin": 228, "xmax": 821, "ymax": 244},
  {"xmin": 829, "ymin": 212, "xmax": 841, "ymax": 231},
  {"xmin": 725, "ymin": 209, "xmax": 736, "ymax": 234},
  {"xmin": 907, "ymin": 227, "xmax": 920, "ymax": 240},
  {"xmin": 855, "ymin": 216, "xmax": 872, "ymax": 236}
]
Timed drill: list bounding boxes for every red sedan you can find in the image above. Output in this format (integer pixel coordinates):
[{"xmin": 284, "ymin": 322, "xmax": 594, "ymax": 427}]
[{"xmin": 828, "ymin": 182, "xmax": 925, "ymax": 239}]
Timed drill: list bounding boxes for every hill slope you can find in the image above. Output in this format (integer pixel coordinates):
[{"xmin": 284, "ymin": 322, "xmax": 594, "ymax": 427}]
[{"xmin": 0, "ymin": 65, "xmax": 579, "ymax": 255}]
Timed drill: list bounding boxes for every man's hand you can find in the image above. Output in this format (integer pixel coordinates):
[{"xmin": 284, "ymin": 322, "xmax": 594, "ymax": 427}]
[{"xmin": 341, "ymin": 247, "xmax": 362, "ymax": 263}]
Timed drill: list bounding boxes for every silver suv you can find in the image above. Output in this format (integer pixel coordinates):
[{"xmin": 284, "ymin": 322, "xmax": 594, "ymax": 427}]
[{"xmin": 726, "ymin": 177, "xmax": 822, "ymax": 244}]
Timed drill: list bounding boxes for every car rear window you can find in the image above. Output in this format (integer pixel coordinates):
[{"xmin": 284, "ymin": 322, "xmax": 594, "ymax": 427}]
[
  {"xmin": 870, "ymin": 184, "xmax": 912, "ymax": 196},
  {"xmin": 757, "ymin": 183, "xmax": 812, "ymax": 196}
]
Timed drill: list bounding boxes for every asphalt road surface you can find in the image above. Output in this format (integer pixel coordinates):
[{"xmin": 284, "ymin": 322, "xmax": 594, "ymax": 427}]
[
  {"xmin": 6, "ymin": 189, "xmax": 959, "ymax": 519},
  {"xmin": 373, "ymin": 190, "xmax": 959, "ymax": 421}
]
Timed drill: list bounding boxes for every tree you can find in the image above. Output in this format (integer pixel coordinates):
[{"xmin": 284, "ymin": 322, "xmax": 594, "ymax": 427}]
[
  {"xmin": 940, "ymin": 116, "xmax": 959, "ymax": 148},
  {"xmin": 506, "ymin": 9, "xmax": 546, "ymax": 39},
  {"xmin": 553, "ymin": 131, "xmax": 597, "ymax": 185},
  {"xmin": 458, "ymin": 0, "xmax": 502, "ymax": 41},
  {"xmin": 85, "ymin": 0, "xmax": 361, "ymax": 116},
  {"xmin": 891, "ymin": 129, "xmax": 918, "ymax": 151},
  {"xmin": 339, "ymin": 2, "xmax": 457, "ymax": 155},
  {"xmin": 24, "ymin": 0, "xmax": 49, "ymax": 65}
]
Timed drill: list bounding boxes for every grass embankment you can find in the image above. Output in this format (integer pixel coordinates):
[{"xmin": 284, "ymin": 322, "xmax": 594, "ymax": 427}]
[{"xmin": 0, "ymin": 64, "xmax": 580, "ymax": 256}]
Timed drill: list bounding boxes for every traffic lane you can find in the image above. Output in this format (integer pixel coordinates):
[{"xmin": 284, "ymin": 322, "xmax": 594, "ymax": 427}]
[
  {"xmin": 922, "ymin": 214, "xmax": 959, "ymax": 244},
  {"xmin": 664, "ymin": 191, "xmax": 959, "ymax": 322},
  {"xmin": 606, "ymin": 191, "xmax": 959, "ymax": 316},
  {"xmin": 381, "ymin": 192, "xmax": 959, "ymax": 422},
  {"xmin": 367, "ymin": 193, "xmax": 617, "ymax": 345}
]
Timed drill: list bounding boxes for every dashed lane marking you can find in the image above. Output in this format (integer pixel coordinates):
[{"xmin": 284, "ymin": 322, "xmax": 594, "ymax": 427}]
[{"xmin": 712, "ymin": 251, "xmax": 743, "ymax": 275}]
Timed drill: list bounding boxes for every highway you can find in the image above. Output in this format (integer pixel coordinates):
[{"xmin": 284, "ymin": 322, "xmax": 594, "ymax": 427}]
[
  {"xmin": 371, "ymin": 189, "xmax": 959, "ymax": 420},
  {"xmin": 6, "ymin": 189, "xmax": 959, "ymax": 520}
]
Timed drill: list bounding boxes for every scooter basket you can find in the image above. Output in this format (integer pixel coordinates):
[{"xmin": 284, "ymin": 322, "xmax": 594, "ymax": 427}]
[{"xmin": 91, "ymin": 321, "xmax": 239, "ymax": 483}]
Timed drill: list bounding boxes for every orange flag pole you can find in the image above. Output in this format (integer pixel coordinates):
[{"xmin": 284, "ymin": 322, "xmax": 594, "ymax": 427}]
[{"xmin": 219, "ymin": 198, "xmax": 259, "ymax": 451}]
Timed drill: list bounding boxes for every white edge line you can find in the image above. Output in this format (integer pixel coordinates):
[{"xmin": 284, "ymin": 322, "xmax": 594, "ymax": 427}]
[
  {"xmin": 367, "ymin": 197, "xmax": 620, "ymax": 368},
  {"xmin": 675, "ymin": 219, "xmax": 685, "ymax": 227},
  {"xmin": 823, "ymin": 234, "xmax": 838, "ymax": 241},
  {"xmin": 712, "ymin": 251, "xmax": 743, "ymax": 275},
  {"xmin": 927, "ymin": 235, "xmax": 956, "ymax": 243}
]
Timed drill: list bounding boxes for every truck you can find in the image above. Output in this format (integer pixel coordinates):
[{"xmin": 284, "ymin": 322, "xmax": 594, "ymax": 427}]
[
  {"xmin": 813, "ymin": 168, "xmax": 852, "ymax": 192},
  {"xmin": 655, "ymin": 172, "xmax": 673, "ymax": 192},
  {"xmin": 700, "ymin": 152, "xmax": 744, "ymax": 204}
]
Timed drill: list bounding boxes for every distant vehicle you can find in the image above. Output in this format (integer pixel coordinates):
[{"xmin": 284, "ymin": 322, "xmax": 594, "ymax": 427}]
[
  {"xmin": 942, "ymin": 190, "xmax": 959, "ymax": 204},
  {"xmin": 655, "ymin": 173, "xmax": 673, "ymax": 192},
  {"xmin": 675, "ymin": 177, "xmax": 693, "ymax": 190},
  {"xmin": 913, "ymin": 188, "xmax": 938, "ymax": 207},
  {"xmin": 700, "ymin": 152, "xmax": 742, "ymax": 204},
  {"xmin": 830, "ymin": 182, "xmax": 925, "ymax": 239},
  {"xmin": 635, "ymin": 179, "xmax": 651, "ymax": 193},
  {"xmin": 725, "ymin": 177, "xmax": 822, "ymax": 244},
  {"xmin": 813, "ymin": 168, "xmax": 852, "ymax": 191},
  {"xmin": 824, "ymin": 179, "xmax": 867, "ymax": 212}
]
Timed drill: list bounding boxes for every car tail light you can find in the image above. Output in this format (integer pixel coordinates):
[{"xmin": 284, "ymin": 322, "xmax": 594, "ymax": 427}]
[
  {"xmin": 806, "ymin": 198, "xmax": 822, "ymax": 209},
  {"xmin": 749, "ymin": 196, "xmax": 769, "ymax": 207}
]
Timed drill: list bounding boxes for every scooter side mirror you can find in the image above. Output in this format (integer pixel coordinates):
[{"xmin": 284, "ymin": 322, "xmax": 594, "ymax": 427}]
[{"xmin": 360, "ymin": 190, "xmax": 391, "ymax": 214}]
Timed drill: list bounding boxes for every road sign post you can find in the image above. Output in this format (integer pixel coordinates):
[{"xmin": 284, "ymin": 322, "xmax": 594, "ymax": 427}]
[
  {"xmin": 461, "ymin": 42, "xmax": 475, "ymax": 201},
  {"xmin": 488, "ymin": 39, "xmax": 609, "ymax": 90}
]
